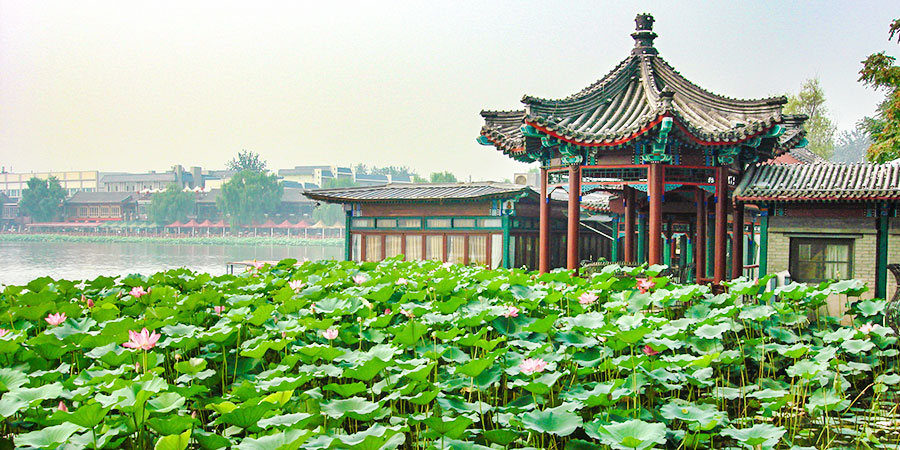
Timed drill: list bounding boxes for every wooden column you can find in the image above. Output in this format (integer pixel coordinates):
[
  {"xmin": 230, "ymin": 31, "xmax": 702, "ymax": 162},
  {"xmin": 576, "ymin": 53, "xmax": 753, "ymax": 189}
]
[
  {"xmin": 610, "ymin": 217, "xmax": 620, "ymax": 262},
  {"xmin": 539, "ymin": 166, "xmax": 550, "ymax": 274},
  {"xmin": 759, "ymin": 205, "xmax": 769, "ymax": 278},
  {"xmin": 694, "ymin": 188, "xmax": 706, "ymax": 281},
  {"xmin": 567, "ymin": 164, "xmax": 581, "ymax": 273},
  {"xmin": 648, "ymin": 163, "xmax": 663, "ymax": 265},
  {"xmin": 624, "ymin": 187, "xmax": 636, "ymax": 262},
  {"xmin": 876, "ymin": 203, "xmax": 889, "ymax": 299},
  {"xmin": 714, "ymin": 166, "xmax": 728, "ymax": 283},
  {"xmin": 637, "ymin": 214, "xmax": 647, "ymax": 264},
  {"xmin": 731, "ymin": 200, "xmax": 744, "ymax": 279}
]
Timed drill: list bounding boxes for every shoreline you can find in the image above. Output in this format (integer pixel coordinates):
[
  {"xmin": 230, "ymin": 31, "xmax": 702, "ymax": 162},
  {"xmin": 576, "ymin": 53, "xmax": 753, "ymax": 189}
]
[{"xmin": 0, "ymin": 232, "xmax": 343, "ymax": 247}]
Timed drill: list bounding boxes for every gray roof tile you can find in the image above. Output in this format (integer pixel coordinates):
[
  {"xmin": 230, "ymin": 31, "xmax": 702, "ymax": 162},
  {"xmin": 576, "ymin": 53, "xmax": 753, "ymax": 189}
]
[
  {"xmin": 304, "ymin": 182, "xmax": 532, "ymax": 203},
  {"xmin": 734, "ymin": 162, "xmax": 900, "ymax": 202}
]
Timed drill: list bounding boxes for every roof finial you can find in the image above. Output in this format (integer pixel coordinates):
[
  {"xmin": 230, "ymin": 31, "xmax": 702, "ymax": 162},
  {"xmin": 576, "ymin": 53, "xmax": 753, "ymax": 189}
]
[{"xmin": 631, "ymin": 13, "xmax": 658, "ymax": 56}]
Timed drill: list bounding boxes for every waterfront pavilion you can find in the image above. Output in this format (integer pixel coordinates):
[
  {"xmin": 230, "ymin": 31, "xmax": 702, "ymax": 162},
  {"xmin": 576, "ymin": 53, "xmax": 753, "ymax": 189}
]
[{"xmin": 478, "ymin": 14, "xmax": 808, "ymax": 282}]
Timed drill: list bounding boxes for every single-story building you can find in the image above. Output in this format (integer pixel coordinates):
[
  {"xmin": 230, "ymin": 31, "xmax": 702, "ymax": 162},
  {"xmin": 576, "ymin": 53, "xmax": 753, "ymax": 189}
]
[
  {"xmin": 304, "ymin": 182, "xmax": 610, "ymax": 270},
  {"xmin": 65, "ymin": 192, "xmax": 137, "ymax": 222}
]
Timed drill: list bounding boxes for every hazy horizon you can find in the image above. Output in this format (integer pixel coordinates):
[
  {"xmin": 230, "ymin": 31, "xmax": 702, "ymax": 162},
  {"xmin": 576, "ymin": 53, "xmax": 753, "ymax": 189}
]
[{"xmin": 2, "ymin": 1, "xmax": 896, "ymax": 180}]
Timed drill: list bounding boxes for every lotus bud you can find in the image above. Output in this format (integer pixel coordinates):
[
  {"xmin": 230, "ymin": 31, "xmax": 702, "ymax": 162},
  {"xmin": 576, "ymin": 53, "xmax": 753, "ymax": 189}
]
[{"xmin": 58, "ymin": 401, "xmax": 68, "ymax": 412}]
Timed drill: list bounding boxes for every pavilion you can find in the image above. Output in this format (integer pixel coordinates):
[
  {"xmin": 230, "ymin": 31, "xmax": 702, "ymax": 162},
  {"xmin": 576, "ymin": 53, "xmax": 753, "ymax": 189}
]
[{"xmin": 478, "ymin": 13, "xmax": 808, "ymax": 283}]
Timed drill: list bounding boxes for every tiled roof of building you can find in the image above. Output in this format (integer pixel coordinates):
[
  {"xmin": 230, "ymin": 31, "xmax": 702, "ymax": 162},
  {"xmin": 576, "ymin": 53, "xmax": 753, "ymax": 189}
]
[
  {"xmin": 195, "ymin": 188, "xmax": 311, "ymax": 204},
  {"xmin": 304, "ymin": 182, "xmax": 532, "ymax": 203},
  {"xmin": 734, "ymin": 162, "xmax": 900, "ymax": 202},
  {"xmin": 581, "ymin": 192, "xmax": 616, "ymax": 213},
  {"xmin": 761, "ymin": 147, "xmax": 826, "ymax": 165},
  {"xmin": 66, "ymin": 192, "xmax": 134, "ymax": 204},
  {"xmin": 479, "ymin": 14, "xmax": 806, "ymax": 160}
]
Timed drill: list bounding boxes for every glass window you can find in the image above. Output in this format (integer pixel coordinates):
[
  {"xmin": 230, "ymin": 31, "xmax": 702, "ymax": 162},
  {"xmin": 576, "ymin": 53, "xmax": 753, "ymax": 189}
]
[
  {"xmin": 469, "ymin": 235, "xmax": 488, "ymax": 265},
  {"xmin": 398, "ymin": 218, "xmax": 421, "ymax": 228},
  {"xmin": 454, "ymin": 219, "xmax": 476, "ymax": 228},
  {"xmin": 406, "ymin": 235, "xmax": 423, "ymax": 260},
  {"xmin": 364, "ymin": 235, "xmax": 382, "ymax": 262},
  {"xmin": 426, "ymin": 235, "xmax": 444, "ymax": 261},
  {"xmin": 426, "ymin": 218, "xmax": 451, "ymax": 228},
  {"xmin": 376, "ymin": 219, "xmax": 397, "ymax": 228},
  {"xmin": 351, "ymin": 218, "xmax": 374, "ymax": 228},
  {"xmin": 478, "ymin": 218, "xmax": 502, "ymax": 228},
  {"xmin": 352, "ymin": 234, "xmax": 362, "ymax": 262},
  {"xmin": 508, "ymin": 236, "xmax": 516, "ymax": 267},
  {"xmin": 448, "ymin": 235, "xmax": 466, "ymax": 264},
  {"xmin": 385, "ymin": 235, "xmax": 402, "ymax": 258},
  {"xmin": 790, "ymin": 238, "xmax": 853, "ymax": 282}
]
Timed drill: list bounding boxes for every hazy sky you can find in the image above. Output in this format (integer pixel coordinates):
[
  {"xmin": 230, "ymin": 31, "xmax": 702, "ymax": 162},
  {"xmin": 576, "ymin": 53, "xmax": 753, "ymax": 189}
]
[{"xmin": 1, "ymin": 1, "xmax": 897, "ymax": 180}]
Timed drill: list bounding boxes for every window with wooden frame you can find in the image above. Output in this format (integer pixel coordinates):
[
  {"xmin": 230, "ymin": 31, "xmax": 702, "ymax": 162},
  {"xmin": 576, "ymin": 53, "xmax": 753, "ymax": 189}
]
[{"xmin": 789, "ymin": 238, "xmax": 853, "ymax": 283}]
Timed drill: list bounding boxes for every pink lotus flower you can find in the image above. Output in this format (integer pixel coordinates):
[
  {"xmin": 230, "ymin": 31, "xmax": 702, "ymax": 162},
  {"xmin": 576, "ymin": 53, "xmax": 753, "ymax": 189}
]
[
  {"xmin": 0, "ymin": 329, "xmax": 9, "ymax": 337},
  {"xmin": 502, "ymin": 306, "xmax": 519, "ymax": 318},
  {"xmin": 636, "ymin": 278, "xmax": 655, "ymax": 294},
  {"xmin": 86, "ymin": 298, "xmax": 94, "ymax": 308},
  {"xmin": 252, "ymin": 261, "xmax": 265, "ymax": 270},
  {"xmin": 353, "ymin": 274, "xmax": 367, "ymax": 285},
  {"xmin": 130, "ymin": 286, "xmax": 149, "ymax": 298},
  {"xmin": 123, "ymin": 328, "xmax": 161, "ymax": 351},
  {"xmin": 45, "ymin": 312, "xmax": 67, "ymax": 326},
  {"xmin": 859, "ymin": 322, "xmax": 879, "ymax": 333},
  {"xmin": 214, "ymin": 305, "xmax": 225, "ymax": 315},
  {"xmin": 58, "ymin": 401, "xmax": 68, "ymax": 412},
  {"xmin": 396, "ymin": 278, "xmax": 409, "ymax": 286},
  {"xmin": 384, "ymin": 308, "xmax": 392, "ymax": 315},
  {"xmin": 442, "ymin": 262, "xmax": 453, "ymax": 269},
  {"xmin": 322, "ymin": 328, "xmax": 339, "ymax": 340},
  {"xmin": 578, "ymin": 292, "xmax": 598, "ymax": 306},
  {"xmin": 288, "ymin": 280, "xmax": 304, "ymax": 292},
  {"xmin": 519, "ymin": 358, "xmax": 548, "ymax": 375},
  {"xmin": 642, "ymin": 345, "xmax": 659, "ymax": 356},
  {"xmin": 399, "ymin": 308, "xmax": 415, "ymax": 318},
  {"xmin": 134, "ymin": 362, "xmax": 141, "ymax": 371}
]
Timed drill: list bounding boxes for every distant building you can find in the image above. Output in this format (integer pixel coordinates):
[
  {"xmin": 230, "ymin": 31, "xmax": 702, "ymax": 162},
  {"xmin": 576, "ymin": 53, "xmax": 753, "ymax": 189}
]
[
  {"xmin": 101, "ymin": 165, "xmax": 203, "ymax": 192},
  {"xmin": 0, "ymin": 170, "xmax": 99, "ymax": 199},
  {"xmin": 278, "ymin": 165, "xmax": 412, "ymax": 188},
  {"xmin": 65, "ymin": 192, "xmax": 137, "ymax": 222},
  {"xmin": 1, "ymin": 192, "xmax": 18, "ymax": 229},
  {"xmin": 194, "ymin": 187, "xmax": 315, "ymax": 222}
]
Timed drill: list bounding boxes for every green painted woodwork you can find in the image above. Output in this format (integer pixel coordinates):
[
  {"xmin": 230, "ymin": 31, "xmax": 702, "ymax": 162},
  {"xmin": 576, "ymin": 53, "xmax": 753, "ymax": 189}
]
[
  {"xmin": 561, "ymin": 154, "xmax": 584, "ymax": 165},
  {"xmin": 476, "ymin": 135, "xmax": 493, "ymax": 146},
  {"xmin": 759, "ymin": 210, "xmax": 769, "ymax": 278},
  {"xmin": 716, "ymin": 146, "xmax": 741, "ymax": 165},
  {"xmin": 521, "ymin": 125, "xmax": 542, "ymax": 138},
  {"xmin": 761, "ymin": 125, "xmax": 785, "ymax": 138},
  {"xmin": 610, "ymin": 217, "xmax": 619, "ymax": 262},
  {"xmin": 706, "ymin": 214, "xmax": 715, "ymax": 279},
  {"xmin": 796, "ymin": 137, "xmax": 809, "ymax": 148},
  {"xmin": 637, "ymin": 214, "xmax": 647, "ymax": 264},
  {"xmin": 876, "ymin": 204, "xmax": 889, "ymax": 299},
  {"xmin": 344, "ymin": 211, "xmax": 352, "ymax": 261},
  {"xmin": 663, "ymin": 236, "xmax": 672, "ymax": 266},
  {"xmin": 351, "ymin": 216, "xmax": 505, "ymax": 231},
  {"xmin": 643, "ymin": 117, "xmax": 673, "ymax": 163},
  {"xmin": 502, "ymin": 215, "xmax": 511, "ymax": 269}
]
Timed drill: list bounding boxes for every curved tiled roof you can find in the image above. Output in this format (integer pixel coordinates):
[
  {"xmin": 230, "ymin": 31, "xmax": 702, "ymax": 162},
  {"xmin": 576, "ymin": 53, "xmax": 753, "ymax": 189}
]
[
  {"xmin": 734, "ymin": 162, "xmax": 900, "ymax": 202},
  {"xmin": 480, "ymin": 14, "xmax": 805, "ymax": 157},
  {"xmin": 304, "ymin": 182, "xmax": 532, "ymax": 203}
]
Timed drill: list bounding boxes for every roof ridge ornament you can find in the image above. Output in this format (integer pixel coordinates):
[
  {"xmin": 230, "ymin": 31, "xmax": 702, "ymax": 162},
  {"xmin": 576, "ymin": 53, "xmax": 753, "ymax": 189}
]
[{"xmin": 632, "ymin": 13, "xmax": 658, "ymax": 56}]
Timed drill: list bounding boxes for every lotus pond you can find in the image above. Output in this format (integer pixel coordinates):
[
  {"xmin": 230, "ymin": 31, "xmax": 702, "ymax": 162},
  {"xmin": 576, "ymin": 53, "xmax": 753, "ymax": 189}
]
[{"xmin": 1, "ymin": 259, "xmax": 898, "ymax": 450}]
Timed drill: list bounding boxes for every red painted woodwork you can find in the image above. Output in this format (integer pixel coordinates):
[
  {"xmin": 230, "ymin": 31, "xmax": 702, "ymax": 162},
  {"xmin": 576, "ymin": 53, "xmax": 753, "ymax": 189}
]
[
  {"xmin": 624, "ymin": 187, "xmax": 636, "ymax": 263},
  {"xmin": 648, "ymin": 163, "xmax": 664, "ymax": 265},
  {"xmin": 714, "ymin": 167, "xmax": 728, "ymax": 283},
  {"xmin": 731, "ymin": 201, "xmax": 744, "ymax": 279},
  {"xmin": 695, "ymin": 188, "xmax": 706, "ymax": 281},
  {"xmin": 539, "ymin": 166, "xmax": 550, "ymax": 274}
]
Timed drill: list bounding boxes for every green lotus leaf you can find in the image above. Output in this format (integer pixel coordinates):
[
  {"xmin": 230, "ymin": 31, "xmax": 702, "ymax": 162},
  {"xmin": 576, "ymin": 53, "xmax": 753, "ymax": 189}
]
[
  {"xmin": 584, "ymin": 419, "xmax": 666, "ymax": 450},
  {"xmin": 154, "ymin": 429, "xmax": 192, "ymax": 450},
  {"xmin": 855, "ymin": 299, "xmax": 886, "ymax": 316},
  {"xmin": 343, "ymin": 358, "xmax": 392, "ymax": 382},
  {"xmin": 877, "ymin": 373, "xmax": 900, "ymax": 385},
  {"xmin": 660, "ymin": 400, "xmax": 728, "ymax": 431},
  {"xmin": 219, "ymin": 402, "xmax": 276, "ymax": 429},
  {"xmin": 391, "ymin": 320, "xmax": 429, "ymax": 347},
  {"xmin": 257, "ymin": 412, "xmax": 316, "ymax": 429},
  {"xmin": 174, "ymin": 357, "xmax": 207, "ymax": 375},
  {"xmin": 0, "ymin": 382, "xmax": 64, "ymax": 418},
  {"xmin": 524, "ymin": 314, "xmax": 558, "ymax": 333},
  {"xmin": 842, "ymin": 339, "xmax": 875, "ymax": 354},
  {"xmin": 615, "ymin": 326, "xmax": 651, "ymax": 344},
  {"xmin": 424, "ymin": 414, "xmax": 474, "ymax": 439},
  {"xmin": 483, "ymin": 429, "xmax": 521, "ymax": 446},
  {"xmin": 241, "ymin": 336, "xmax": 288, "ymax": 359},
  {"xmin": 335, "ymin": 423, "xmax": 405, "ymax": 450},
  {"xmin": 786, "ymin": 360, "xmax": 828, "ymax": 379},
  {"xmin": 53, "ymin": 401, "xmax": 109, "ymax": 429},
  {"xmin": 721, "ymin": 424, "xmax": 785, "ymax": 449},
  {"xmin": 192, "ymin": 430, "xmax": 233, "ymax": 450},
  {"xmin": 15, "ymin": 422, "xmax": 85, "ymax": 449},
  {"xmin": 321, "ymin": 396, "xmax": 380, "ymax": 420},
  {"xmin": 235, "ymin": 428, "xmax": 312, "ymax": 450},
  {"xmin": 0, "ymin": 368, "xmax": 28, "ymax": 392},
  {"xmin": 455, "ymin": 348, "xmax": 505, "ymax": 378},
  {"xmin": 146, "ymin": 414, "xmax": 196, "ymax": 436},
  {"xmin": 262, "ymin": 390, "xmax": 293, "ymax": 406},
  {"xmin": 805, "ymin": 388, "xmax": 848, "ymax": 415},
  {"xmin": 694, "ymin": 323, "xmax": 731, "ymax": 340},
  {"xmin": 520, "ymin": 405, "xmax": 582, "ymax": 437},
  {"xmin": 739, "ymin": 305, "xmax": 775, "ymax": 321},
  {"xmin": 323, "ymin": 382, "xmax": 368, "ymax": 397}
]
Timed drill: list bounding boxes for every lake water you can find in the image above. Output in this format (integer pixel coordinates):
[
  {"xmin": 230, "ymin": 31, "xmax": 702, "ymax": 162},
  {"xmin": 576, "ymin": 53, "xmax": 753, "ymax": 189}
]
[{"xmin": 0, "ymin": 240, "xmax": 343, "ymax": 286}]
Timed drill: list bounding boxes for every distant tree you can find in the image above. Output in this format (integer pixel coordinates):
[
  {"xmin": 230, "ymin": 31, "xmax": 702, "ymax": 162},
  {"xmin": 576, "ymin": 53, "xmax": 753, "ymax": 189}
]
[
  {"xmin": 354, "ymin": 164, "xmax": 369, "ymax": 175},
  {"xmin": 148, "ymin": 184, "xmax": 195, "ymax": 225},
  {"xmin": 831, "ymin": 127, "xmax": 871, "ymax": 163},
  {"xmin": 19, "ymin": 176, "xmax": 66, "ymax": 222},
  {"xmin": 323, "ymin": 177, "xmax": 357, "ymax": 189},
  {"xmin": 311, "ymin": 204, "xmax": 344, "ymax": 226},
  {"xmin": 216, "ymin": 170, "xmax": 283, "ymax": 226},
  {"xmin": 429, "ymin": 171, "xmax": 458, "ymax": 183},
  {"xmin": 370, "ymin": 165, "xmax": 418, "ymax": 179},
  {"xmin": 412, "ymin": 174, "xmax": 428, "ymax": 183},
  {"xmin": 859, "ymin": 18, "xmax": 900, "ymax": 163},
  {"xmin": 784, "ymin": 78, "xmax": 837, "ymax": 159},
  {"xmin": 226, "ymin": 149, "xmax": 268, "ymax": 173}
]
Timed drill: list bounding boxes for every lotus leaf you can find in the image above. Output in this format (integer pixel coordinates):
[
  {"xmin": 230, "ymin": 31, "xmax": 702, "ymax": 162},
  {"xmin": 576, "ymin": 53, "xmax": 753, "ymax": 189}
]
[{"xmin": 585, "ymin": 419, "xmax": 666, "ymax": 450}]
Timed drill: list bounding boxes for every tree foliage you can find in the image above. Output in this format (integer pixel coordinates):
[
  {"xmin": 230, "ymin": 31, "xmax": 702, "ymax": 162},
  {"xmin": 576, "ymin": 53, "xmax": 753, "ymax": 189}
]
[
  {"xmin": 216, "ymin": 170, "xmax": 283, "ymax": 226},
  {"xmin": 311, "ymin": 204, "xmax": 344, "ymax": 226},
  {"xmin": 147, "ymin": 185, "xmax": 195, "ymax": 225},
  {"xmin": 784, "ymin": 78, "xmax": 836, "ymax": 159},
  {"xmin": 429, "ymin": 171, "xmax": 458, "ymax": 183},
  {"xmin": 830, "ymin": 127, "xmax": 871, "ymax": 163},
  {"xmin": 19, "ymin": 177, "xmax": 66, "ymax": 222},
  {"xmin": 226, "ymin": 150, "xmax": 268, "ymax": 173},
  {"xmin": 859, "ymin": 18, "xmax": 900, "ymax": 163}
]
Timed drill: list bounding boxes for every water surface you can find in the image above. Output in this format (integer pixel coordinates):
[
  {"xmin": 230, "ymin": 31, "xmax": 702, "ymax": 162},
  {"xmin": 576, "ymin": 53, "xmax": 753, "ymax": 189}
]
[{"xmin": 1, "ymin": 240, "xmax": 342, "ymax": 286}]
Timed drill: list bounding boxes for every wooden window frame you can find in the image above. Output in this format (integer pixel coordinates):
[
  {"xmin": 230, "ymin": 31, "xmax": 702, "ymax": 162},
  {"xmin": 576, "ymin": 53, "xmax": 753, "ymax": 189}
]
[{"xmin": 789, "ymin": 237, "xmax": 854, "ymax": 283}]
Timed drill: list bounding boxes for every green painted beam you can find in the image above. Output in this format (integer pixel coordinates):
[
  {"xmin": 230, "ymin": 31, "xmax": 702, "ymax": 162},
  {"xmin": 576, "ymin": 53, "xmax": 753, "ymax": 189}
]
[
  {"xmin": 344, "ymin": 211, "xmax": 352, "ymax": 261},
  {"xmin": 876, "ymin": 203, "xmax": 889, "ymax": 299},
  {"xmin": 502, "ymin": 215, "xmax": 512, "ymax": 269},
  {"xmin": 706, "ymin": 214, "xmax": 715, "ymax": 279},
  {"xmin": 759, "ymin": 208, "xmax": 769, "ymax": 278},
  {"xmin": 663, "ymin": 236, "xmax": 671, "ymax": 267}
]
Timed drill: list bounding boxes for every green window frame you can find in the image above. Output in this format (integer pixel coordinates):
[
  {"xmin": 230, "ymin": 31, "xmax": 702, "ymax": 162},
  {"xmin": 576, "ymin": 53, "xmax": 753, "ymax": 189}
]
[{"xmin": 789, "ymin": 238, "xmax": 853, "ymax": 283}]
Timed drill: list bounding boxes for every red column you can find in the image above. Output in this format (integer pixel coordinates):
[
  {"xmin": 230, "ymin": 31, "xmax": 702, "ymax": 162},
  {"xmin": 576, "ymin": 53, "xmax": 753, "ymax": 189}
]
[
  {"xmin": 539, "ymin": 166, "xmax": 550, "ymax": 274},
  {"xmin": 567, "ymin": 164, "xmax": 581, "ymax": 273},
  {"xmin": 648, "ymin": 163, "xmax": 663, "ymax": 265},
  {"xmin": 714, "ymin": 167, "xmax": 728, "ymax": 283},
  {"xmin": 731, "ymin": 200, "xmax": 745, "ymax": 279},
  {"xmin": 624, "ymin": 187, "xmax": 635, "ymax": 263},
  {"xmin": 695, "ymin": 188, "xmax": 706, "ymax": 281}
]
